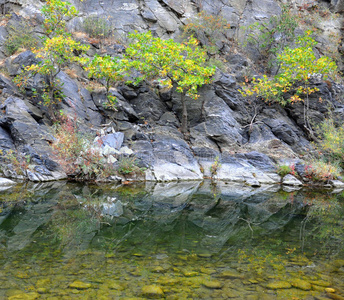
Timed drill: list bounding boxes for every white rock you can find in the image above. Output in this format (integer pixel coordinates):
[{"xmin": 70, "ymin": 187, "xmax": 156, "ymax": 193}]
[
  {"xmin": 246, "ymin": 178, "xmax": 261, "ymax": 187},
  {"xmin": 145, "ymin": 169, "xmax": 156, "ymax": 181},
  {"xmin": 0, "ymin": 178, "xmax": 16, "ymax": 186},
  {"xmin": 107, "ymin": 155, "xmax": 118, "ymax": 164},
  {"xmin": 119, "ymin": 146, "xmax": 133, "ymax": 156},
  {"xmin": 329, "ymin": 180, "xmax": 344, "ymax": 188},
  {"xmin": 153, "ymin": 163, "xmax": 203, "ymax": 181},
  {"xmin": 282, "ymin": 174, "xmax": 303, "ymax": 186}
]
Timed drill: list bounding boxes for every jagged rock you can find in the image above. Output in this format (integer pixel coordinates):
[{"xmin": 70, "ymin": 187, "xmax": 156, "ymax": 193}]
[
  {"xmin": 107, "ymin": 155, "xmax": 117, "ymax": 164},
  {"xmin": 0, "ymin": 126, "xmax": 15, "ymax": 151},
  {"xmin": 214, "ymin": 153, "xmax": 278, "ymax": 184},
  {"xmin": 5, "ymin": 50, "xmax": 38, "ymax": 76},
  {"xmin": 158, "ymin": 112, "xmax": 180, "ymax": 128},
  {"xmin": 130, "ymin": 89, "xmax": 167, "ymax": 122},
  {"xmin": 102, "ymin": 145, "xmax": 119, "ymax": 157},
  {"xmin": 119, "ymin": 85, "xmax": 138, "ymax": 100},
  {"xmin": 58, "ymin": 72, "xmax": 103, "ymax": 126},
  {"xmin": 1, "ymin": 97, "xmax": 53, "ymax": 154},
  {"xmin": 282, "ymin": 174, "xmax": 303, "ymax": 186},
  {"xmin": 0, "ymin": 25, "xmax": 8, "ymax": 46},
  {"xmin": 97, "ymin": 132, "xmax": 124, "ymax": 150}
]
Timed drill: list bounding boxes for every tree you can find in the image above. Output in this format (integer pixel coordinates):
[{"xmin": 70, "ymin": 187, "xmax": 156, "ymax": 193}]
[
  {"xmin": 15, "ymin": 0, "xmax": 89, "ymax": 119},
  {"xmin": 25, "ymin": 36, "xmax": 89, "ymax": 118},
  {"xmin": 124, "ymin": 31, "xmax": 216, "ymax": 136},
  {"xmin": 242, "ymin": 4, "xmax": 298, "ymax": 71},
  {"xmin": 41, "ymin": 0, "xmax": 79, "ymax": 38},
  {"xmin": 241, "ymin": 31, "xmax": 337, "ymax": 137},
  {"xmin": 86, "ymin": 54, "xmax": 124, "ymax": 110}
]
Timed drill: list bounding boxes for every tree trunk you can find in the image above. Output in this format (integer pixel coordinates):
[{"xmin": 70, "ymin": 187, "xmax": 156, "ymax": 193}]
[{"xmin": 180, "ymin": 92, "xmax": 188, "ymax": 138}]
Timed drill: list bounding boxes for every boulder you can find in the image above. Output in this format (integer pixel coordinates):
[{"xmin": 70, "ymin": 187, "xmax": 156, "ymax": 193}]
[
  {"xmin": 329, "ymin": 180, "xmax": 344, "ymax": 188},
  {"xmin": 58, "ymin": 72, "xmax": 103, "ymax": 126},
  {"xmin": 282, "ymin": 174, "xmax": 303, "ymax": 186},
  {"xmin": 0, "ymin": 177, "xmax": 16, "ymax": 186},
  {"xmin": 96, "ymin": 132, "xmax": 124, "ymax": 150}
]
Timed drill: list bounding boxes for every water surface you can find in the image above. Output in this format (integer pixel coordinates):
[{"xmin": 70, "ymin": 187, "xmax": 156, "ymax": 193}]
[{"xmin": 0, "ymin": 181, "xmax": 343, "ymax": 299}]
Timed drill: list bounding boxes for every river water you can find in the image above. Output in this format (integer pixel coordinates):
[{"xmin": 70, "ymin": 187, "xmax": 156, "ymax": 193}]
[{"xmin": 0, "ymin": 181, "xmax": 343, "ymax": 299}]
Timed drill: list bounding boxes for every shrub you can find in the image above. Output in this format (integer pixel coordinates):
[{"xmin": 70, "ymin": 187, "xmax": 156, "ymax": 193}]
[
  {"xmin": 4, "ymin": 19, "xmax": 39, "ymax": 55},
  {"xmin": 82, "ymin": 15, "xmax": 111, "ymax": 39},
  {"xmin": 210, "ymin": 156, "xmax": 221, "ymax": 177},
  {"xmin": 51, "ymin": 117, "xmax": 115, "ymax": 180},
  {"xmin": 117, "ymin": 156, "xmax": 144, "ymax": 175},
  {"xmin": 2, "ymin": 149, "xmax": 29, "ymax": 176},
  {"xmin": 304, "ymin": 160, "xmax": 341, "ymax": 182},
  {"xmin": 14, "ymin": 0, "xmax": 89, "ymax": 120},
  {"xmin": 317, "ymin": 118, "xmax": 344, "ymax": 163},
  {"xmin": 277, "ymin": 164, "xmax": 297, "ymax": 177}
]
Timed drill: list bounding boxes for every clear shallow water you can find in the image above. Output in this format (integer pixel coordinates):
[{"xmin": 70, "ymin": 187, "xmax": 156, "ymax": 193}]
[{"xmin": 0, "ymin": 181, "xmax": 344, "ymax": 299}]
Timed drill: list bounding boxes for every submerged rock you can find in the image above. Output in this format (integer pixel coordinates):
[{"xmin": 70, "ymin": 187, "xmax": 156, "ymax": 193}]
[
  {"xmin": 141, "ymin": 285, "xmax": 164, "ymax": 298},
  {"xmin": 8, "ymin": 293, "xmax": 40, "ymax": 300},
  {"xmin": 290, "ymin": 279, "xmax": 311, "ymax": 290},
  {"xmin": 202, "ymin": 280, "xmax": 224, "ymax": 289},
  {"xmin": 68, "ymin": 281, "xmax": 92, "ymax": 289},
  {"xmin": 218, "ymin": 270, "xmax": 244, "ymax": 279},
  {"xmin": 266, "ymin": 281, "xmax": 292, "ymax": 289}
]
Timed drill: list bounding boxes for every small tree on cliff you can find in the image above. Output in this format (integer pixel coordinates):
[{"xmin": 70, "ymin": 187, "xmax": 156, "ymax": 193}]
[
  {"xmin": 15, "ymin": 0, "xmax": 89, "ymax": 120},
  {"xmin": 86, "ymin": 54, "xmax": 125, "ymax": 110},
  {"xmin": 241, "ymin": 31, "xmax": 337, "ymax": 138},
  {"xmin": 124, "ymin": 31, "xmax": 216, "ymax": 137},
  {"xmin": 41, "ymin": 0, "xmax": 79, "ymax": 38}
]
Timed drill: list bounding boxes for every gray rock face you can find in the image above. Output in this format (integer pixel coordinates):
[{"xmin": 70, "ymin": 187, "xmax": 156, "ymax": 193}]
[
  {"xmin": 0, "ymin": 125, "xmax": 15, "ymax": 151},
  {"xmin": 58, "ymin": 72, "xmax": 103, "ymax": 127},
  {"xmin": 132, "ymin": 126, "xmax": 203, "ymax": 181},
  {"xmin": 5, "ymin": 50, "xmax": 38, "ymax": 76},
  {"xmin": 0, "ymin": 97, "xmax": 67, "ymax": 181}
]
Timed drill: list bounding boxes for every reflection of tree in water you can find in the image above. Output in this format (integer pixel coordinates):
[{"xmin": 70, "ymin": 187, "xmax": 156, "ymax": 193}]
[{"xmin": 300, "ymin": 191, "xmax": 344, "ymax": 257}]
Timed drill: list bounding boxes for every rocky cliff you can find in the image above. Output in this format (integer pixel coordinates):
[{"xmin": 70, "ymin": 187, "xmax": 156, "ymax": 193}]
[{"xmin": 0, "ymin": 0, "xmax": 344, "ymax": 186}]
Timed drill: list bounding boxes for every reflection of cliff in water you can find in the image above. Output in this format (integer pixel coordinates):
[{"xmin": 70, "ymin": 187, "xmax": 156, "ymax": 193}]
[{"xmin": 0, "ymin": 181, "xmax": 325, "ymax": 259}]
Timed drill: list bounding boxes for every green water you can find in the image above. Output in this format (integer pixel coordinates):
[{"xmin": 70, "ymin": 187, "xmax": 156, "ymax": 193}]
[{"xmin": 0, "ymin": 181, "xmax": 344, "ymax": 299}]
